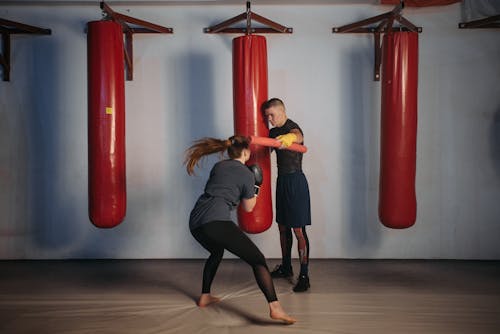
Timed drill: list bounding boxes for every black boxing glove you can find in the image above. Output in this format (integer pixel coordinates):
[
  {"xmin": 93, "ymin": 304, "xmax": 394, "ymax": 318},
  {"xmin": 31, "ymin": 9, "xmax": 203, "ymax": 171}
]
[{"xmin": 248, "ymin": 164, "xmax": 263, "ymax": 195}]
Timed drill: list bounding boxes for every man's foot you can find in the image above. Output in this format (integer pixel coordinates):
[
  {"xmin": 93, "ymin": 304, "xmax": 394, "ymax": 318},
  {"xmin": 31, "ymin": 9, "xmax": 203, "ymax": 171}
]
[
  {"xmin": 293, "ymin": 274, "xmax": 310, "ymax": 292},
  {"xmin": 270, "ymin": 265, "xmax": 293, "ymax": 278},
  {"xmin": 197, "ymin": 294, "xmax": 221, "ymax": 307}
]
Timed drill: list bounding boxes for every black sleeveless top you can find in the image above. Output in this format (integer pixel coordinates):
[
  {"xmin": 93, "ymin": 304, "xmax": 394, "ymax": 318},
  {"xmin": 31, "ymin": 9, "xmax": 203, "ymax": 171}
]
[{"xmin": 269, "ymin": 119, "xmax": 304, "ymax": 175}]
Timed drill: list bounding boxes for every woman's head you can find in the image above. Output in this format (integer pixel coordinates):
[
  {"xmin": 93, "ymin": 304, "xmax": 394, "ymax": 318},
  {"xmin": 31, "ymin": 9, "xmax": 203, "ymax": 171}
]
[
  {"xmin": 226, "ymin": 135, "xmax": 251, "ymax": 160},
  {"xmin": 184, "ymin": 135, "xmax": 251, "ymax": 175}
]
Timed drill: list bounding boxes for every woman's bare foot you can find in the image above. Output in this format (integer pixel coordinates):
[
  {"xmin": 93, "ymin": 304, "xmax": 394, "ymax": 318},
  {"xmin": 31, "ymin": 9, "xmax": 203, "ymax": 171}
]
[
  {"xmin": 269, "ymin": 301, "xmax": 296, "ymax": 324},
  {"xmin": 197, "ymin": 293, "xmax": 221, "ymax": 307}
]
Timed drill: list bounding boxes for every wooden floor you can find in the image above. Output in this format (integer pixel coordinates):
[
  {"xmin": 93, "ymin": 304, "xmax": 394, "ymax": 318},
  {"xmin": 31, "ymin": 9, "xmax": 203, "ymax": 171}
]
[{"xmin": 1, "ymin": 259, "xmax": 499, "ymax": 333}]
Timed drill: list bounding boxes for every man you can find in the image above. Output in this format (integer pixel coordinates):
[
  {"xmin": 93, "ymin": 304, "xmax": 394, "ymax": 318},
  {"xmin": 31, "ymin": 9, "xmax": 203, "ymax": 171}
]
[{"xmin": 262, "ymin": 98, "xmax": 311, "ymax": 292}]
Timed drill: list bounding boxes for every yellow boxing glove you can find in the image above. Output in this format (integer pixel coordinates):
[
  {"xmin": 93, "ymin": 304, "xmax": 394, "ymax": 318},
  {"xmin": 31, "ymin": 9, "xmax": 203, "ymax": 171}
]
[{"xmin": 276, "ymin": 133, "xmax": 297, "ymax": 148}]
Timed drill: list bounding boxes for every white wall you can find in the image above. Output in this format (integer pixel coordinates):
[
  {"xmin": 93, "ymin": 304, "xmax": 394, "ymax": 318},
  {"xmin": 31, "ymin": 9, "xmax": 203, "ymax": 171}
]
[{"xmin": 1, "ymin": 3, "xmax": 499, "ymax": 259}]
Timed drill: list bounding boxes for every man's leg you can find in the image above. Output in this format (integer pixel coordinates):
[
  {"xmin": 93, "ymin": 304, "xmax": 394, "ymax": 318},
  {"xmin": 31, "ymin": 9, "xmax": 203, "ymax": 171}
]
[
  {"xmin": 292, "ymin": 226, "xmax": 310, "ymax": 292},
  {"xmin": 271, "ymin": 223, "xmax": 293, "ymax": 278}
]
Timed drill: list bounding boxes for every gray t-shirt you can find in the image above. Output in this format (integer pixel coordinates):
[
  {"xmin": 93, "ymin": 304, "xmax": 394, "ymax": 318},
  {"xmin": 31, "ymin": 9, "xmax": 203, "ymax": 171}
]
[{"xmin": 189, "ymin": 159, "xmax": 255, "ymax": 230}]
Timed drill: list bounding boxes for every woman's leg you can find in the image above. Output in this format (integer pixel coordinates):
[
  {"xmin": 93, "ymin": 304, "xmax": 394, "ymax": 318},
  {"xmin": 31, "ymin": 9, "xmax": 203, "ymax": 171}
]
[
  {"xmin": 201, "ymin": 221, "xmax": 276, "ymax": 302},
  {"xmin": 202, "ymin": 221, "xmax": 296, "ymax": 324},
  {"xmin": 191, "ymin": 226, "xmax": 225, "ymax": 306}
]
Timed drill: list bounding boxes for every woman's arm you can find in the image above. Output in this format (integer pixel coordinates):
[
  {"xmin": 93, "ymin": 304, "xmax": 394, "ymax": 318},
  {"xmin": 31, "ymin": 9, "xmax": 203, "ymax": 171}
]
[{"xmin": 240, "ymin": 196, "xmax": 257, "ymax": 212}]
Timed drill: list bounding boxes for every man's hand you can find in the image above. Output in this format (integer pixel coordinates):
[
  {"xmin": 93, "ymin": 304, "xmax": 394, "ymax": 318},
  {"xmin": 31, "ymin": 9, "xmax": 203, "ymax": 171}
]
[{"xmin": 276, "ymin": 133, "xmax": 297, "ymax": 148}]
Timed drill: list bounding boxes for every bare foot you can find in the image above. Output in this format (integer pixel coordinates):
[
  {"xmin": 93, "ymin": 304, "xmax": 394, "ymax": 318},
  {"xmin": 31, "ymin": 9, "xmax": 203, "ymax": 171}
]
[
  {"xmin": 197, "ymin": 294, "xmax": 221, "ymax": 307},
  {"xmin": 269, "ymin": 301, "xmax": 296, "ymax": 325}
]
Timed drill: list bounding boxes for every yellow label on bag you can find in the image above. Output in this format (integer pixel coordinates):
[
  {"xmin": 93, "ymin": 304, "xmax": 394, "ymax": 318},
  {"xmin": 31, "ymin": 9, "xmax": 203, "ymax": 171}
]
[{"xmin": 105, "ymin": 107, "xmax": 113, "ymax": 115}]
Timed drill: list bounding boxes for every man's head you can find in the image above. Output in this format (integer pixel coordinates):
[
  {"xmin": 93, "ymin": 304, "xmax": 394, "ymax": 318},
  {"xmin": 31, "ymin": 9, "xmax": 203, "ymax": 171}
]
[{"xmin": 262, "ymin": 98, "xmax": 287, "ymax": 127}]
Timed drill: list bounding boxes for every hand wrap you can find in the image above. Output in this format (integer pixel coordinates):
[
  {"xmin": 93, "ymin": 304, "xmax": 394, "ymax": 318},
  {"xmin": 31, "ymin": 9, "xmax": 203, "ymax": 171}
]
[{"xmin": 276, "ymin": 133, "xmax": 297, "ymax": 148}]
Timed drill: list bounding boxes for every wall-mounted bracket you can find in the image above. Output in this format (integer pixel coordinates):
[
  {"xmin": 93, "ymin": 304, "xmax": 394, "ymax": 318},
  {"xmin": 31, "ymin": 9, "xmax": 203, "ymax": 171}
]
[
  {"xmin": 459, "ymin": 14, "xmax": 500, "ymax": 29},
  {"xmin": 99, "ymin": 1, "xmax": 173, "ymax": 81},
  {"xmin": 332, "ymin": 2, "xmax": 422, "ymax": 81},
  {"xmin": 0, "ymin": 18, "xmax": 51, "ymax": 82},
  {"xmin": 204, "ymin": 1, "xmax": 292, "ymax": 34}
]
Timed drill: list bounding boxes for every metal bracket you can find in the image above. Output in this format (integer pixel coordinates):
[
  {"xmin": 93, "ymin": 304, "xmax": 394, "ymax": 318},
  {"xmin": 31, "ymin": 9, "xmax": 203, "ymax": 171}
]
[
  {"xmin": 332, "ymin": 2, "xmax": 422, "ymax": 81},
  {"xmin": 0, "ymin": 18, "xmax": 51, "ymax": 82},
  {"xmin": 99, "ymin": 1, "xmax": 173, "ymax": 81},
  {"xmin": 459, "ymin": 14, "xmax": 500, "ymax": 29},
  {"xmin": 204, "ymin": 1, "xmax": 292, "ymax": 35}
]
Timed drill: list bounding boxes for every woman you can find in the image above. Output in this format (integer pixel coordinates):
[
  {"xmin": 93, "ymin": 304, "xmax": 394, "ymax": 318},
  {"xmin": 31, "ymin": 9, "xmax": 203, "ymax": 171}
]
[{"xmin": 184, "ymin": 135, "xmax": 296, "ymax": 325}]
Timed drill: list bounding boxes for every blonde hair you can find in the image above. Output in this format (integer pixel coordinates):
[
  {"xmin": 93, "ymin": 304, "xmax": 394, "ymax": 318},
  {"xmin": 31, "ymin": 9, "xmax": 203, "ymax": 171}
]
[{"xmin": 184, "ymin": 135, "xmax": 250, "ymax": 175}]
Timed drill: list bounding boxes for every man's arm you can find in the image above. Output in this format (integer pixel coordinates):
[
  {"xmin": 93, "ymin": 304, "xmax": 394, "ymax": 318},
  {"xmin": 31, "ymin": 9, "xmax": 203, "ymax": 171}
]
[
  {"xmin": 290, "ymin": 128, "xmax": 303, "ymax": 144},
  {"xmin": 277, "ymin": 128, "xmax": 303, "ymax": 148}
]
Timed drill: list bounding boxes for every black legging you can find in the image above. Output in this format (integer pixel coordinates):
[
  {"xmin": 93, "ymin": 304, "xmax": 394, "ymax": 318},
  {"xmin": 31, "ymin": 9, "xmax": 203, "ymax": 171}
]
[{"xmin": 191, "ymin": 220, "xmax": 277, "ymax": 302}]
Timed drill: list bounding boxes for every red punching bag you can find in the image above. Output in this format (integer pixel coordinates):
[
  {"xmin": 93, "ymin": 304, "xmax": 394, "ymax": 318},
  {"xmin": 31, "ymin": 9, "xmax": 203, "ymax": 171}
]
[
  {"xmin": 87, "ymin": 20, "xmax": 126, "ymax": 228},
  {"xmin": 379, "ymin": 31, "xmax": 418, "ymax": 229},
  {"xmin": 233, "ymin": 35, "xmax": 272, "ymax": 234}
]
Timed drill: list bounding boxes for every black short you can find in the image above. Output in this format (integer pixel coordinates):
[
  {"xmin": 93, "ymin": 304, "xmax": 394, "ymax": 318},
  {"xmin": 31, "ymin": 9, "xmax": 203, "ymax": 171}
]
[{"xmin": 276, "ymin": 171, "xmax": 311, "ymax": 228}]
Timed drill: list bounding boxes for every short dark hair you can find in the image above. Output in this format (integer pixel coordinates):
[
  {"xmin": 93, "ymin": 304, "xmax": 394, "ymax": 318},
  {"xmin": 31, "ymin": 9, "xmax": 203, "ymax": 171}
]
[{"xmin": 261, "ymin": 97, "xmax": 285, "ymax": 111}]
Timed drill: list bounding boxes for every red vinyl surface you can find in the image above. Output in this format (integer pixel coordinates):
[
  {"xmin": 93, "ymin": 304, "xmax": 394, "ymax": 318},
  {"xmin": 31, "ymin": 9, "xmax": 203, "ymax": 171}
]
[
  {"xmin": 87, "ymin": 20, "xmax": 126, "ymax": 228},
  {"xmin": 379, "ymin": 32, "xmax": 418, "ymax": 229},
  {"xmin": 233, "ymin": 35, "xmax": 273, "ymax": 234}
]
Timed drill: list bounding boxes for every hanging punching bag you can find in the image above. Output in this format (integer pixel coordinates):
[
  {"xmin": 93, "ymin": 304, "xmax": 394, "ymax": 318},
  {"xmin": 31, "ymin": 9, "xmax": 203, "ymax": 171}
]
[
  {"xmin": 233, "ymin": 35, "xmax": 272, "ymax": 234},
  {"xmin": 87, "ymin": 20, "xmax": 126, "ymax": 228},
  {"xmin": 379, "ymin": 31, "xmax": 418, "ymax": 229}
]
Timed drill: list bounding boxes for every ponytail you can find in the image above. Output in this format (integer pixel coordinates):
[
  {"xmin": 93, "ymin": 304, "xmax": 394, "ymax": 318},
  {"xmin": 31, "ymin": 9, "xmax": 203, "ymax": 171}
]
[{"xmin": 184, "ymin": 135, "xmax": 250, "ymax": 175}]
